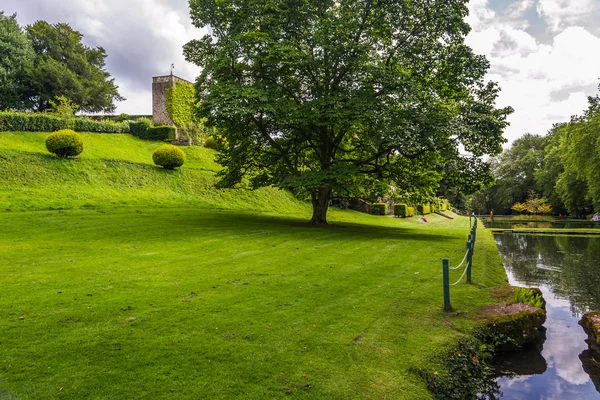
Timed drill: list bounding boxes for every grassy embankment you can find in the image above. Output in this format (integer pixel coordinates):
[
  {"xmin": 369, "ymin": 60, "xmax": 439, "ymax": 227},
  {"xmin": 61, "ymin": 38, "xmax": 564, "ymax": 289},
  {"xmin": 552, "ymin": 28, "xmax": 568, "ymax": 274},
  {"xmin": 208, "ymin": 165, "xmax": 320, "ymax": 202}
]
[{"xmin": 0, "ymin": 132, "xmax": 507, "ymax": 399}]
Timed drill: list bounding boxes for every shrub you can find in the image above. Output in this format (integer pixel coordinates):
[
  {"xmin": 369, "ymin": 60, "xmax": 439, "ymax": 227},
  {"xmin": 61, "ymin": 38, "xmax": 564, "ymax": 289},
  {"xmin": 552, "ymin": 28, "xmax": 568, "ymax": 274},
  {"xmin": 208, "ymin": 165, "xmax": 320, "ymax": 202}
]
[
  {"xmin": 147, "ymin": 125, "xmax": 176, "ymax": 141},
  {"xmin": 204, "ymin": 135, "xmax": 229, "ymax": 150},
  {"xmin": 74, "ymin": 118, "xmax": 129, "ymax": 133},
  {"xmin": 45, "ymin": 130, "xmax": 84, "ymax": 158},
  {"xmin": 408, "ymin": 207, "xmax": 415, "ymax": 217},
  {"xmin": 372, "ymin": 203, "xmax": 387, "ymax": 215},
  {"xmin": 514, "ymin": 287, "xmax": 545, "ymax": 309},
  {"xmin": 417, "ymin": 204, "xmax": 431, "ymax": 215},
  {"xmin": 0, "ymin": 111, "xmax": 72, "ymax": 132},
  {"xmin": 0, "ymin": 111, "xmax": 129, "ymax": 133},
  {"xmin": 394, "ymin": 204, "xmax": 411, "ymax": 217},
  {"xmin": 152, "ymin": 144, "xmax": 186, "ymax": 169},
  {"xmin": 204, "ymin": 135, "xmax": 218, "ymax": 149},
  {"xmin": 130, "ymin": 118, "xmax": 154, "ymax": 139},
  {"xmin": 179, "ymin": 121, "xmax": 205, "ymax": 146}
]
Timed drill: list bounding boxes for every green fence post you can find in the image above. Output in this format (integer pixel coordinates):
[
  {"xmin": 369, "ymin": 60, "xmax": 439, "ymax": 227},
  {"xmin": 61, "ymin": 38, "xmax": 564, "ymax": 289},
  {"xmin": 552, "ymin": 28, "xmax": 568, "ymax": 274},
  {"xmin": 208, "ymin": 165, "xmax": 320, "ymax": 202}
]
[
  {"xmin": 443, "ymin": 258, "xmax": 451, "ymax": 311},
  {"xmin": 466, "ymin": 238, "xmax": 472, "ymax": 283}
]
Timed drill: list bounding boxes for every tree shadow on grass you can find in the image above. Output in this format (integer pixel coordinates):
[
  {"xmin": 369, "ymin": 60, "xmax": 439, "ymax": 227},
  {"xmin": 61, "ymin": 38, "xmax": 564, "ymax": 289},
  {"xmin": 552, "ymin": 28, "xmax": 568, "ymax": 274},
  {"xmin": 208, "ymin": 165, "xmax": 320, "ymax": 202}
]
[{"xmin": 171, "ymin": 209, "xmax": 456, "ymax": 243}]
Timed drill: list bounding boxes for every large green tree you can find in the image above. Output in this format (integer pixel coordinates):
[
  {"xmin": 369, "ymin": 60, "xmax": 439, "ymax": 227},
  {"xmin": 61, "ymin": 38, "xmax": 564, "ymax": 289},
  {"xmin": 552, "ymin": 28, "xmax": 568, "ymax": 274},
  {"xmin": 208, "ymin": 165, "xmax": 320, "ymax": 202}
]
[
  {"xmin": 0, "ymin": 12, "xmax": 34, "ymax": 110},
  {"xmin": 185, "ymin": 0, "xmax": 512, "ymax": 224},
  {"xmin": 23, "ymin": 21, "xmax": 123, "ymax": 112}
]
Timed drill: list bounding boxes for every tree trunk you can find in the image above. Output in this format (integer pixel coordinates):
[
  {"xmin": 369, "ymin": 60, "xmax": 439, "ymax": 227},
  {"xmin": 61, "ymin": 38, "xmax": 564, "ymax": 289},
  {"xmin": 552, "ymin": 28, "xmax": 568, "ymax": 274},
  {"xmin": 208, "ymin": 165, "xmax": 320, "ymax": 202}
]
[{"xmin": 309, "ymin": 187, "xmax": 332, "ymax": 226}]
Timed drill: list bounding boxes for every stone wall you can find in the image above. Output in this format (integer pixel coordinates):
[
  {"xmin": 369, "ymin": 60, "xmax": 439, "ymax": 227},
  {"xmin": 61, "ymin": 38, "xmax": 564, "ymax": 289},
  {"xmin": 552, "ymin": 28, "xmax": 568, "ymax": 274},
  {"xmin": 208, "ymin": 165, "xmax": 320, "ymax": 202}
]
[{"xmin": 152, "ymin": 75, "xmax": 192, "ymax": 127}]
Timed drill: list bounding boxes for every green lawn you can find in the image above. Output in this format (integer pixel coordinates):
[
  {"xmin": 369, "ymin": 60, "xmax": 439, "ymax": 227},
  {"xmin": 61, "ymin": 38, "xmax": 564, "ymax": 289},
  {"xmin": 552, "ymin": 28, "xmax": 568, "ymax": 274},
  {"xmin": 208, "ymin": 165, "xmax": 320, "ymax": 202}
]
[
  {"xmin": 0, "ymin": 132, "xmax": 306, "ymax": 213},
  {"xmin": 0, "ymin": 132, "xmax": 508, "ymax": 399}
]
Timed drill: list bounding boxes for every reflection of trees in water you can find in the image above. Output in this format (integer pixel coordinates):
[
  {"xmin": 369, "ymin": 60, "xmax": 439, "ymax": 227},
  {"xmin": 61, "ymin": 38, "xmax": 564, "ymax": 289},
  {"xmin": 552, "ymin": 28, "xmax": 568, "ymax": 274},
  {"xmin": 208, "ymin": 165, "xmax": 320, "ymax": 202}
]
[
  {"xmin": 496, "ymin": 234, "xmax": 600, "ymax": 316},
  {"xmin": 580, "ymin": 347, "xmax": 600, "ymax": 393}
]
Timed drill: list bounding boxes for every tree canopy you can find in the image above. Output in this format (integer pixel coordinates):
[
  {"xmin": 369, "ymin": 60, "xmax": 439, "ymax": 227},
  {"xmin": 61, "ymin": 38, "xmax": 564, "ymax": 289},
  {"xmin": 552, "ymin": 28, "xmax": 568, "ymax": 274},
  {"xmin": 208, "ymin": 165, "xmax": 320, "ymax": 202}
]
[
  {"xmin": 468, "ymin": 91, "xmax": 600, "ymax": 217},
  {"xmin": 0, "ymin": 13, "xmax": 123, "ymax": 113},
  {"xmin": 0, "ymin": 12, "xmax": 33, "ymax": 110},
  {"xmin": 24, "ymin": 21, "xmax": 123, "ymax": 112},
  {"xmin": 185, "ymin": 0, "xmax": 513, "ymax": 224}
]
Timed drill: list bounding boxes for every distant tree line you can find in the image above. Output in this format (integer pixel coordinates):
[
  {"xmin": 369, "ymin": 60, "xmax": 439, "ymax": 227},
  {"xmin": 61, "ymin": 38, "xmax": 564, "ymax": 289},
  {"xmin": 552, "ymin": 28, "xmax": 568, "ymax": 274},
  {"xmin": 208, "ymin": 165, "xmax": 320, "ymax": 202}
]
[
  {"xmin": 468, "ymin": 91, "xmax": 600, "ymax": 217},
  {"xmin": 0, "ymin": 12, "xmax": 122, "ymax": 113}
]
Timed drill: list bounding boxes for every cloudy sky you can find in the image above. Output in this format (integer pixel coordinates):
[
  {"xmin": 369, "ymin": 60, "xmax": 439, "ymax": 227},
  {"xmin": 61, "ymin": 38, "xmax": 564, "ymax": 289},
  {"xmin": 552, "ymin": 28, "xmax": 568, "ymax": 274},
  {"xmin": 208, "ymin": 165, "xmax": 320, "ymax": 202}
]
[{"xmin": 3, "ymin": 0, "xmax": 600, "ymax": 144}]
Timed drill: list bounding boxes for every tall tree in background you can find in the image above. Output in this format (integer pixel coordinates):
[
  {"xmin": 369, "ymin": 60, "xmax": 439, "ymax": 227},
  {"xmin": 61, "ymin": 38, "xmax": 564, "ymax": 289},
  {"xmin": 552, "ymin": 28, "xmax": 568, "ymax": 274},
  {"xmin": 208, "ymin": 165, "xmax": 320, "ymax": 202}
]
[
  {"xmin": 0, "ymin": 12, "xmax": 34, "ymax": 110},
  {"xmin": 23, "ymin": 21, "xmax": 123, "ymax": 112},
  {"xmin": 185, "ymin": 0, "xmax": 512, "ymax": 224}
]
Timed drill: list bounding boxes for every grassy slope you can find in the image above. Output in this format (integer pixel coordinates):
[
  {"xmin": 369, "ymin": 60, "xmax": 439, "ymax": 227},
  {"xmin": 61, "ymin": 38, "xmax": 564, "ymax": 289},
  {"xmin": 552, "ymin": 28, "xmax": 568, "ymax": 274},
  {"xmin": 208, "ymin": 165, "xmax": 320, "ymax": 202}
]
[
  {"xmin": 0, "ymin": 132, "xmax": 306, "ymax": 213},
  {"xmin": 0, "ymin": 132, "xmax": 507, "ymax": 399}
]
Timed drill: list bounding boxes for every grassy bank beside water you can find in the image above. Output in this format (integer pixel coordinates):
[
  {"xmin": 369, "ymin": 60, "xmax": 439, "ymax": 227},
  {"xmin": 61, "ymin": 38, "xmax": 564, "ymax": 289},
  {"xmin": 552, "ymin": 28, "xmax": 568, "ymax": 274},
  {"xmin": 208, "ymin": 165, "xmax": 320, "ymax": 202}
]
[{"xmin": 0, "ymin": 132, "xmax": 508, "ymax": 399}]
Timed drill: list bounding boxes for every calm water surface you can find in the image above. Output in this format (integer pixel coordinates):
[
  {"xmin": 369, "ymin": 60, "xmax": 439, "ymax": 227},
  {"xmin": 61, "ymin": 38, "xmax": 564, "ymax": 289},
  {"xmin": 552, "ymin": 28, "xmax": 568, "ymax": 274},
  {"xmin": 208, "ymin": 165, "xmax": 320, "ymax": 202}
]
[
  {"xmin": 487, "ymin": 220, "xmax": 600, "ymax": 229},
  {"xmin": 493, "ymin": 233, "xmax": 600, "ymax": 399}
]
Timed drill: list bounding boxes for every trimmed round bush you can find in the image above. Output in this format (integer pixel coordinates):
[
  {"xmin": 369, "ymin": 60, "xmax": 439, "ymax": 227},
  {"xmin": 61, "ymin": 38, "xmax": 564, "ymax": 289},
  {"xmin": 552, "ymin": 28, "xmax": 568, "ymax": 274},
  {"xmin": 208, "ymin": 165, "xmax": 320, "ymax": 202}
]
[
  {"xmin": 204, "ymin": 136, "xmax": 218, "ymax": 149},
  {"xmin": 45, "ymin": 129, "xmax": 84, "ymax": 158},
  {"xmin": 152, "ymin": 144, "xmax": 186, "ymax": 170}
]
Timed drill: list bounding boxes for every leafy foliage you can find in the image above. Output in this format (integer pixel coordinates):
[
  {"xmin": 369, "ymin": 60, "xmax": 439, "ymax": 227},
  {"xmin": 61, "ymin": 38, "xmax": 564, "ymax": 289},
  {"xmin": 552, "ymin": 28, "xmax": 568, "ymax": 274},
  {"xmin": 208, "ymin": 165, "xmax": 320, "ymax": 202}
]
[
  {"xmin": 22, "ymin": 20, "xmax": 123, "ymax": 112},
  {"xmin": 165, "ymin": 82, "xmax": 209, "ymax": 145},
  {"xmin": 72, "ymin": 117, "xmax": 129, "ymax": 133},
  {"xmin": 152, "ymin": 144, "xmax": 186, "ymax": 170},
  {"xmin": 514, "ymin": 287, "xmax": 545, "ymax": 309},
  {"xmin": 0, "ymin": 111, "xmax": 129, "ymax": 133},
  {"xmin": 45, "ymin": 129, "xmax": 84, "ymax": 158},
  {"xmin": 372, "ymin": 203, "xmax": 387, "ymax": 215},
  {"xmin": 510, "ymin": 202, "xmax": 527, "ymax": 214},
  {"xmin": 469, "ymin": 90, "xmax": 600, "ymax": 216},
  {"xmin": 0, "ymin": 12, "xmax": 34, "ymax": 110},
  {"xmin": 147, "ymin": 125, "xmax": 176, "ymax": 141},
  {"xmin": 417, "ymin": 337, "xmax": 500, "ymax": 400},
  {"xmin": 394, "ymin": 204, "xmax": 414, "ymax": 218},
  {"xmin": 417, "ymin": 204, "xmax": 432, "ymax": 215},
  {"xmin": 0, "ymin": 110, "xmax": 69, "ymax": 132},
  {"xmin": 184, "ymin": 0, "xmax": 512, "ymax": 224},
  {"xmin": 166, "ymin": 82, "xmax": 195, "ymax": 129},
  {"xmin": 130, "ymin": 118, "xmax": 154, "ymax": 139},
  {"xmin": 48, "ymin": 95, "xmax": 79, "ymax": 118}
]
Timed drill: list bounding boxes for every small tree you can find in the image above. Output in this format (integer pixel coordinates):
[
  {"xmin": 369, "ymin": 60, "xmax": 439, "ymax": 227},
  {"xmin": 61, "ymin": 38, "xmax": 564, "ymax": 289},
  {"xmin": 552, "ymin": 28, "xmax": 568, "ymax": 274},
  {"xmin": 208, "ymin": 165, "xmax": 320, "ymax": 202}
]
[
  {"xmin": 48, "ymin": 95, "xmax": 79, "ymax": 119},
  {"xmin": 538, "ymin": 204, "xmax": 552, "ymax": 215},
  {"xmin": 511, "ymin": 202, "xmax": 527, "ymax": 215},
  {"xmin": 524, "ymin": 191, "xmax": 550, "ymax": 215}
]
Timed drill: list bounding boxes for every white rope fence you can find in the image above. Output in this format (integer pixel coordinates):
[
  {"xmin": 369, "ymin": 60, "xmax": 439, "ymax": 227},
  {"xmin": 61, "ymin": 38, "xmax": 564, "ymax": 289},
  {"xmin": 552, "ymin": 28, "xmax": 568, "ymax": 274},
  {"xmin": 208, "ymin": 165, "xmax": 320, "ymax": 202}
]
[
  {"xmin": 449, "ymin": 248, "xmax": 469, "ymax": 270},
  {"xmin": 449, "ymin": 259, "xmax": 470, "ymax": 286}
]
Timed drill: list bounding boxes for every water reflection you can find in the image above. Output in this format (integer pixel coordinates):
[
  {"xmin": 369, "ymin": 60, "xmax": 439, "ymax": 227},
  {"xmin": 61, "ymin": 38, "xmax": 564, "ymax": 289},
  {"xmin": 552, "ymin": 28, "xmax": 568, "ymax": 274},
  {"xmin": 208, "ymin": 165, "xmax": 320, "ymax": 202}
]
[
  {"xmin": 494, "ymin": 234, "xmax": 600, "ymax": 399},
  {"xmin": 486, "ymin": 220, "xmax": 600, "ymax": 229}
]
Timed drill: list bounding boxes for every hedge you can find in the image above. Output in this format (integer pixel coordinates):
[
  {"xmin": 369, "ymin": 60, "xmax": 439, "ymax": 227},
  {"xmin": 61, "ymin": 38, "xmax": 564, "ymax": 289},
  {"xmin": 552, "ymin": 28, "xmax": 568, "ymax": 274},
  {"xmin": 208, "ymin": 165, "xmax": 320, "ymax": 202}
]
[
  {"xmin": 372, "ymin": 203, "xmax": 387, "ymax": 215},
  {"xmin": 74, "ymin": 118, "xmax": 129, "ymax": 133},
  {"xmin": 394, "ymin": 204, "xmax": 415, "ymax": 218},
  {"xmin": 417, "ymin": 204, "xmax": 431, "ymax": 215},
  {"xmin": 0, "ymin": 112, "xmax": 129, "ymax": 133},
  {"xmin": 130, "ymin": 118, "xmax": 154, "ymax": 139},
  {"xmin": 0, "ymin": 111, "xmax": 70, "ymax": 132},
  {"xmin": 147, "ymin": 125, "xmax": 176, "ymax": 141}
]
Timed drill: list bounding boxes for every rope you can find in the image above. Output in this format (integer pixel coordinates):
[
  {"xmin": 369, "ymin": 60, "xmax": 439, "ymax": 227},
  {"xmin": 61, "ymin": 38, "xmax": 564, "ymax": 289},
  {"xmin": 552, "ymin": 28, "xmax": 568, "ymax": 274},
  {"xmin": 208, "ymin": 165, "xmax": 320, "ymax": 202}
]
[
  {"xmin": 449, "ymin": 248, "xmax": 469, "ymax": 270},
  {"xmin": 449, "ymin": 261, "xmax": 470, "ymax": 286}
]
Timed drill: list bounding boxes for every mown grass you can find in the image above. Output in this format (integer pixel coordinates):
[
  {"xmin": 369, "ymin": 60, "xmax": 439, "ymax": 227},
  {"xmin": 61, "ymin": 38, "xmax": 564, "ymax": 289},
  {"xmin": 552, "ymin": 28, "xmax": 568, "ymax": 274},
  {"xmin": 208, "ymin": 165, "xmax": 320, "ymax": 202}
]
[
  {"xmin": 0, "ymin": 132, "xmax": 508, "ymax": 399},
  {"xmin": 0, "ymin": 132, "xmax": 306, "ymax": 213}
]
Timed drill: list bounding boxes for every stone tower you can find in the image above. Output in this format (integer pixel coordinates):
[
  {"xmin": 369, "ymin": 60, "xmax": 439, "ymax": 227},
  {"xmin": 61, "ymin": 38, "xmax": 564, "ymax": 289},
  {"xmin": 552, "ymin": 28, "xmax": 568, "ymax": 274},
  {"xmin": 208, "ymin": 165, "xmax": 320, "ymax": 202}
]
[{"xmin": 152, "ymin": 74, "xmax": 192, "ymax": 126}]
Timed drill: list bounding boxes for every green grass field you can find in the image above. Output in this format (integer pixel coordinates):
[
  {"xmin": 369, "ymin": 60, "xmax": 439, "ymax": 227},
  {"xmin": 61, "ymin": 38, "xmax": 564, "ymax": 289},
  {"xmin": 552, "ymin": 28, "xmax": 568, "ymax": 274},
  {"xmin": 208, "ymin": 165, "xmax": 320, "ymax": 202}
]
[{"xmin": 0, "ymin": 133, "xmax": 507, "ymax": 399}]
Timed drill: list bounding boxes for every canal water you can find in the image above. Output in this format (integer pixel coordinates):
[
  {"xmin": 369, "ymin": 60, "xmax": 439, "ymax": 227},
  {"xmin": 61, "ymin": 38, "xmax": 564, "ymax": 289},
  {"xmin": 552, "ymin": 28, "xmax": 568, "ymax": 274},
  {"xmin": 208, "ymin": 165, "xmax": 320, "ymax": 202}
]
[
  {"xmin": 492, "ymin": 232, "xmax": 600, "ymax": 399},
  {"xmin": 487, "ymin": 220, "xmax": 600, "ymax": 230}
]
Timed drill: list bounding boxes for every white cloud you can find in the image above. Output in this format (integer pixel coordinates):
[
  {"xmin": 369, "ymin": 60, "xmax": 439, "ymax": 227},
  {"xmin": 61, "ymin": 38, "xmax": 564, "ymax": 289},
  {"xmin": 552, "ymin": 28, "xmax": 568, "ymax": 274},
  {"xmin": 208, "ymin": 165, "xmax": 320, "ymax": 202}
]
[
  {"xmin": 537, "ymin": 0, "xmax": 596, "ymax": 31},
  {"xmin": 466, "ymin": 0, "xmax": 600, "ymax": 144},
  {"xmin": 2, "ymin": 0, "xmax": 204, "ymax": 115}
]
